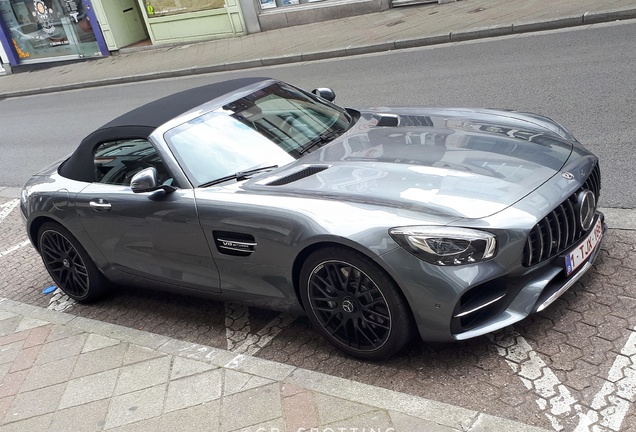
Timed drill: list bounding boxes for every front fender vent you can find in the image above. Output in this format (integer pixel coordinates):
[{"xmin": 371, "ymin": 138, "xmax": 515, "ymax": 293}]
[
  {"xmin": 213, "ymin": 231, "xmax": 256, "ymax": 257},
  {"xmin": 266, "ymin": 166, "xmax": 329, "ymax": 186}
]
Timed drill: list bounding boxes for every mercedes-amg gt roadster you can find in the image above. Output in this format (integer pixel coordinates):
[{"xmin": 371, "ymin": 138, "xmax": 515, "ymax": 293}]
[{"xmin": 21, "ymin": 77, "xmax": 605, "ymax": 359}]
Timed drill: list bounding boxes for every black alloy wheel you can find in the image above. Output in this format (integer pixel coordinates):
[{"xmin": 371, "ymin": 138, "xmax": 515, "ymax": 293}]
[
  {"xmin": 38, "ymin": 222, "xmax": 107, "ymax": 302},
  {"xmin": 300, "ymin": 247, "xmax": 413, "ymax": 360}
]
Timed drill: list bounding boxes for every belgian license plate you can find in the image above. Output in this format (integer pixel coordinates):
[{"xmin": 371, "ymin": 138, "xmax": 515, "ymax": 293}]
[{"xmin": 565, "ymin": 217, "xmax": 603, "ymax": 276}]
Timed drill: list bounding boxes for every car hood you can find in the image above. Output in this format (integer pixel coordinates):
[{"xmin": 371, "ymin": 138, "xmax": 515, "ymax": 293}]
[{"xmin": 245, "ymin": 108, "xmax": 577, "ymax": 220}]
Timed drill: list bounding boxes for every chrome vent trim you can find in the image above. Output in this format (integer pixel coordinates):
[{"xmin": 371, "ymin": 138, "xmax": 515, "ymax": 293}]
[
  {"xmin": 522, "ymin": 164, "xmax": 601, "ymax": 267},
  {"xmin": 213, "ymin": 231, "xmax": 256, "ymax": 257},
  {"xmin": 266, "ymin": 166, "xmax": 329, "ymax": 186}
]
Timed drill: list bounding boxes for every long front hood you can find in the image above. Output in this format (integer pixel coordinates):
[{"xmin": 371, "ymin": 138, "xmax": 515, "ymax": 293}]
[{"xmin": 246, "ymin": 107, "xmax": 582, "ymax": 220}]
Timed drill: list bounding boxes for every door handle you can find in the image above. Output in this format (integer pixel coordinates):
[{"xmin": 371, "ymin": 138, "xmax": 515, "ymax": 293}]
[{"xmin": 89, "ymin": 200, "xmax": 112, "ymax": 211}]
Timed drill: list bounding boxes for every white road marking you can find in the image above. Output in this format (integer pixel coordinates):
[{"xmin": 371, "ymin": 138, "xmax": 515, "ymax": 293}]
[
  {"xmin": 0, "ymin": 240, "xmax": 30, "ymax": 258},
  {"xmin": 224, "ymin": 302, "xmax": 296, "ymax": 355},
  {"xmin": 225, "ymin": 303, "xmax": 252, "ymax": 351},
  {"xmin": 46, "ymin": 289, "xmax": 76, "ymax": 312},
  {"xmin": 574, "ymin": 327, "xmax": 636, "ymax": 432},
  {"xmin": 491, "ymin": 328, "xmax": 636, "ymax": 431},
  {"xmin": 0, "ymin": 199, "xmax": 19, "ymax": 223}
]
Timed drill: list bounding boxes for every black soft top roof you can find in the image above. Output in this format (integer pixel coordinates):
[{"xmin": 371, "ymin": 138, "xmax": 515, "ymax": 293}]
[{"xmin": 58, "ymin": 77, "xmax": 271, "ymax": 182}]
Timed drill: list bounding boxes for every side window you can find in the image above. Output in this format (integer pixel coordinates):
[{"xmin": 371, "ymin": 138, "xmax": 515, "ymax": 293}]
[{"xmin": 93, "ymin": 139, "xmax": 175, "ymax": 187}]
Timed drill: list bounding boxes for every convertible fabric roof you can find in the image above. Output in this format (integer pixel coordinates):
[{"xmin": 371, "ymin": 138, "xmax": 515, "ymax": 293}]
[{"xmin": 58, "ymin": 77, "xmax": 272, "ymax": 182}]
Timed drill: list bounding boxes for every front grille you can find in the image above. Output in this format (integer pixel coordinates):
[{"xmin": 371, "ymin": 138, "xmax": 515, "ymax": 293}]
[{"xmin": 522, "ymin": 164, "xmax": 601, "ymax": 267}]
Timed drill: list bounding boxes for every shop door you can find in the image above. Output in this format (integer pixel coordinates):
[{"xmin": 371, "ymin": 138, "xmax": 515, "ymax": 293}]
[{"xmin": 99, "ymin": 0, "xmax": 146, "ymax": 50}]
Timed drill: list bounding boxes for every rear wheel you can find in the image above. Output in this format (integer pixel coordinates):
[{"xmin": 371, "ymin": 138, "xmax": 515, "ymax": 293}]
[
  {"xmin": 300, "ymin": 246, "xmax": 413, "ymax": 360},
  {"xmin": 38, "ymin": 222, "xmax": 107, "ymax": 302}
]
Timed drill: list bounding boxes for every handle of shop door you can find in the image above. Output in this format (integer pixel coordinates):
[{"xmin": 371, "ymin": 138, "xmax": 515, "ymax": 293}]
[{"xmin": 89, "ymin": 200, "xmax": 112, "ymax": 211}]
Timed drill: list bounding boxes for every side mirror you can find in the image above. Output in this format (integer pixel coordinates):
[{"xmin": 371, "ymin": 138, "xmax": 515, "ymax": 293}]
[
  {"xmin": 312, "ymin": 88, "xmax": 336, "ymax": 102},
  {"xmin": 131, "ymin": 167, "xmax": 175, "ymax": 194}
]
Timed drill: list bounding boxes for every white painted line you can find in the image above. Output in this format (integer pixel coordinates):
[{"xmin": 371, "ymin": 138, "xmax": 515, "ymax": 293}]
[
  {"xmin": 0, "ymin": 239, "xmax": 30, "ymax": 258},
  {"xmin": 224, "ymin": 302, "xmax": 297, "ymax": 355},
  {"xmin": 231, "ymin": 313, "xmax": 297, "ymax": 356},
  {"xmin": 574, "ymin": 327, "xmax": 636, "ymax": 432},
  {"xmin": 47, "ymin": 289, "xmax": 76, "ymax": 312},
  {"xmin": 225, "ymin": 303, "xmax": 251, "ymax": 351},
  {"xmin": 0, "ymin": 199, "xmax": 19, "ymax": 224},
  {"xmin": 490, "ymin": 330, "xmax": 577, "ymax": 431},
  {"xmin": 492, "ymin": 328, "xmax": 636, "ymax": 431}
]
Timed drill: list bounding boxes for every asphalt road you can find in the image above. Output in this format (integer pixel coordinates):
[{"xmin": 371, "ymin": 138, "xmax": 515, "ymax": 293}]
[
  {"xmin": 2, "ymin": 22, "xmax": 636, "ymax": 431},
  {"xmin": 1, "ymin": 21, "xmax": 635, "ymax": 208}
]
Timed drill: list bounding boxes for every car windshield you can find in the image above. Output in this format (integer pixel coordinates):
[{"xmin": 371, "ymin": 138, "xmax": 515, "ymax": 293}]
[{"xmin": 164, "ymin": 82, "xmax": 352, "ymax": 187}]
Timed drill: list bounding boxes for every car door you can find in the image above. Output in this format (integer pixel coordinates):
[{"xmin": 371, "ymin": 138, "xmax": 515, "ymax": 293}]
[{"xmin": 75, "ymin": 139, "xmax": 221, "ymax": 292}]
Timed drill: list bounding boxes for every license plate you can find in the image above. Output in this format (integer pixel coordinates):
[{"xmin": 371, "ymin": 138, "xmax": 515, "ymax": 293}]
[{"xmin": 565, "ymin": 217, "xmax": 603, "ymax": 276}]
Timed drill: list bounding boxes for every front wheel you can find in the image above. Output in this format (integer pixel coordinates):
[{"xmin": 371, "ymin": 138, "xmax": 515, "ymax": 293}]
[
  {"xmin": 38, "ymin": 222, "xmax": 108, "ymax": 303},
  {"xmin": 299, "ymin": 247, "xmax": 413, "ymax": 360}
]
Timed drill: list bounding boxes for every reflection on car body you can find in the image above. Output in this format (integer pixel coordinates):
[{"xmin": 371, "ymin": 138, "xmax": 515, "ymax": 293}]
[{"xmin": 21, "ymin": 77, "xmax": 606, "ymax": 359}]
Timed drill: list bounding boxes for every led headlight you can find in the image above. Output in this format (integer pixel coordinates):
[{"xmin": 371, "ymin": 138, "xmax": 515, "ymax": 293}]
[{"xmin": 389, "ymin": 227, "xmax": 497, "ymax": 266}]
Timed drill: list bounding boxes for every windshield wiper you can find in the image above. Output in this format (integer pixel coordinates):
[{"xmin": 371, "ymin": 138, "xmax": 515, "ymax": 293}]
[
  {"xmin": 298, "ymin": 128, "xmax": 345, "ymax": 155},
  {"xmin": 199, "ymin": 165, "xmax": 278, "ymax": 188}
]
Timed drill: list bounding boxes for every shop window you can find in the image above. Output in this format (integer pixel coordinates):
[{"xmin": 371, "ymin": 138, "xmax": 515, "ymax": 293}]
[{"xmin": 0, "ymin": 0, "xmax": 100, "ymax": 61}]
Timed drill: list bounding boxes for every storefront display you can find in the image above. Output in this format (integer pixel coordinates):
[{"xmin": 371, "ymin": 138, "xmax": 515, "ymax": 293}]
[{"xmin": 0, "ymin": 0, "xmax": 104, "ymax": 63}]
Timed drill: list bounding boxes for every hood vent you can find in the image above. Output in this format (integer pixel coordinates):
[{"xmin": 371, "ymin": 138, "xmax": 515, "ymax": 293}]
[
  {"xmin": 398, "ymin": 115, "xmax": 433, "ymax": 127},
  {"xmin": 267, "ymin": 166, "xmax": 329, "ymax": 186},
  {"xmin": 375, "ymin": 114, "xmax": 433, "ymax": 128}
]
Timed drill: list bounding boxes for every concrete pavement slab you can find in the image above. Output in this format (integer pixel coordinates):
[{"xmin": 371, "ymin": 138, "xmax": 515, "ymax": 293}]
[{"xmin": 0, "ymin": 297, "xmax": 549, "ymax": 431}]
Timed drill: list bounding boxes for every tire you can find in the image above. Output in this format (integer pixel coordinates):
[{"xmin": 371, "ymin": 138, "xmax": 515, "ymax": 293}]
[
  {"xmin": 37, "ymin": 221, "xmax": 108, "ymax": 303},
  {"xmin": 299, "ymin": 246, "xmax": 413, "ymax": 360}
]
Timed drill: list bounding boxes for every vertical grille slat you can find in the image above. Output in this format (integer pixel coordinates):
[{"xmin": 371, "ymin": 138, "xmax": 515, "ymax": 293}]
[{"xmin": 522, "ymin": 164, "xmax": 601, "ymax": 267}]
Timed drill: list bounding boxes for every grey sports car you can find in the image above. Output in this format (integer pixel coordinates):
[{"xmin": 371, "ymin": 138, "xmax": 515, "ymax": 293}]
[{"xmin": 21, "ymin": 77, "xmax": 605, "ymax": 359}]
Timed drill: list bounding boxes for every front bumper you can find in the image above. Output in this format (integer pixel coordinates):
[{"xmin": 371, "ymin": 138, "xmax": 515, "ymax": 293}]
[{"xmin": 380, "ymin": 213, "xmax": 607, "ymax": 343}]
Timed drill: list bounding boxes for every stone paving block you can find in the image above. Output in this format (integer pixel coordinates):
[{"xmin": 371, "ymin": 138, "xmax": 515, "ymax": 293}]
[
  {"xmin": 282, "ymin": 386, "xmax": 320, "ymax": 431},
  {"xmin": 223, "ymin": 369, "xmax": 273, "ymax": 397},
  {"xmin": 115, "ymin": 356, "xmax": 171, "ymax": 396},
  {"xmin": 157, "ymin": 400, "xmax": 220, "ymax": 432},
  {"xmin": 0, "ymin": 412, "xmax": 53, "ymax": 432},
  {"xmin": 104, "ymin": 384, "xmax": 167, "ymax": 430},
  {"xmin": 226, "ymin": 417, "xmax": 285, "ymax": 432},
  {"xmin": 164, "ymin": 368, "xmax": 223, "ymax": 413},
  {"xmin": 123, "ymin": 344, "xmax": 165, "ymax": 366},
  {"xmin": 72, "ymin": 342, "xmax": 128, "ymax": 378},
  {"xmin": 59, "ymin": 369, "xmax": 119, "ymax": 409},
  {"xmin": 170, "ymin": 356, "xmax": 217, "ymax": 380},
  {"xmin": 0, "ymin": 370, "xmax": 27, "ymax": 399},
  {"xmin": 82, "ymin": 333, "xmax": 120, "ymax": 353},
  {"xmin": 3, "ymin": 382, "xmax": 65, "ymax": 423},
  {"xmin": 225, "ymin": 353, "xmax": 296, "ymax": 382},
  {"xmin": 106, "ymin": 417, "xmax": 160, "ymax": 432},
  {"xmin": 158, "ymin": 339, "xmax": 236, "ymax": 367},
  {"xmin": 313, "ymin": 392, "xmax": 375, "ymax": 425},
  {"xmin": 322, "ymin": 409, "xmax": 394, "ymax": 431},
  {"xmin": 14, "ymin": 317, "xmax": 48, "ymax": 333},
  {"xmin": 220, "ymin": 382, "xmax": 282, "ymax": 431},
  {"xmin": 0, "ymin": 342, "xmax": 22, "ymax": 366},
  {"xmin": 48, "ymin": 399, "xmax": 109, "ymax": 432},
  {"xmin": 21, "ymin": 356, "xmax": 76, "ymax": 392},
  {"xmin": 390, "ymin": 411, "xmax": 459, "ymax": 431},
  {"xmin": 34, "ymin": 333, "xmax": 85, "ymax": 366}
]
